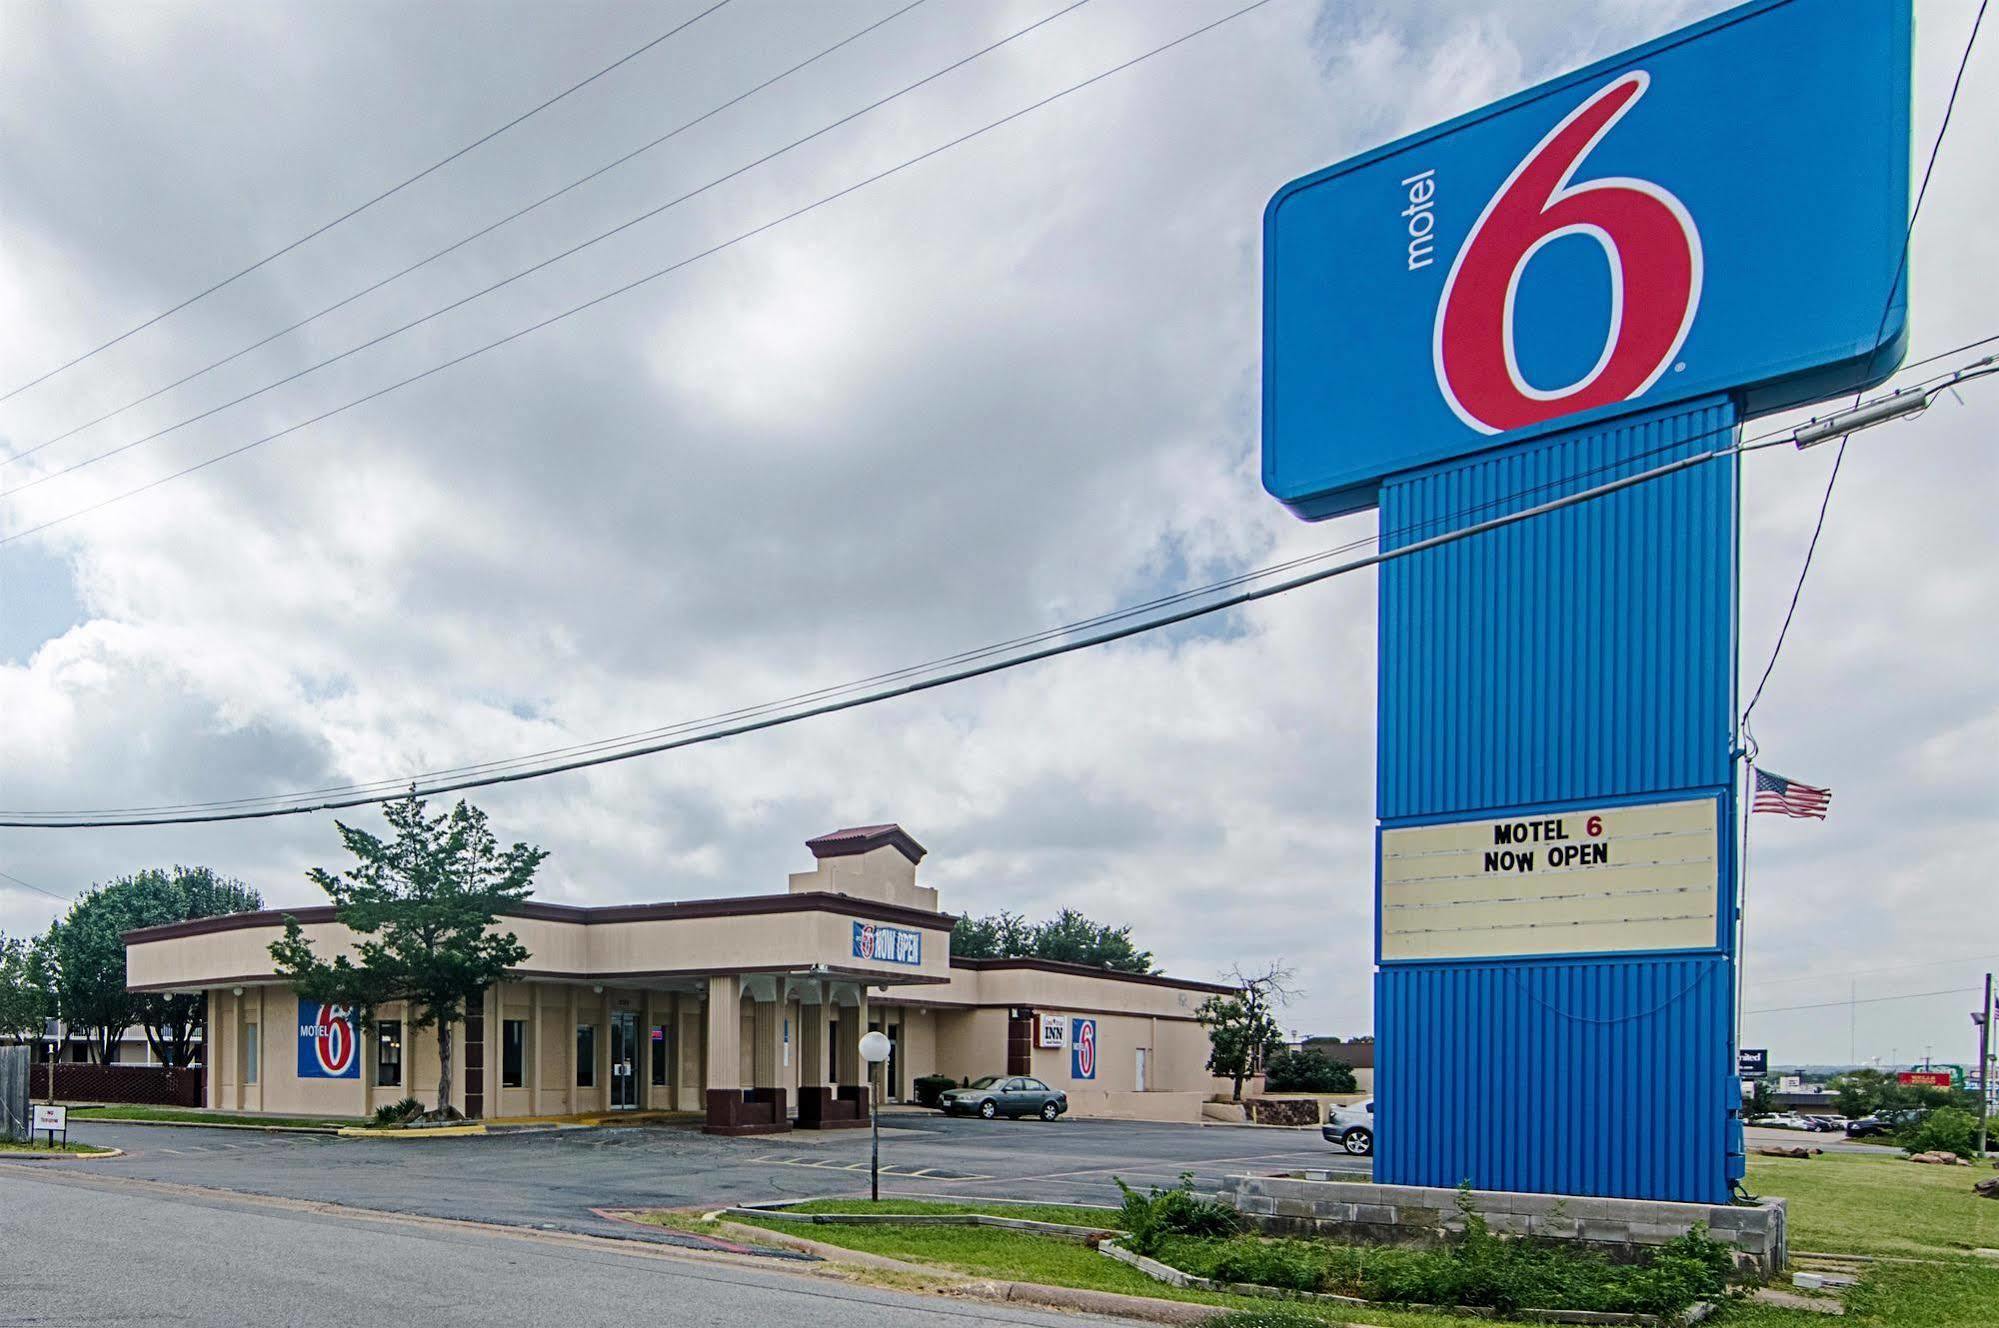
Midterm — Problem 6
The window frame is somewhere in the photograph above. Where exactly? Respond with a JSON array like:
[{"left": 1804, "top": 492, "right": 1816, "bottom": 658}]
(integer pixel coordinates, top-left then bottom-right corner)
[
  {"left": 501, "top": 1019, "right": 526, "bottom": 1089},
  {"left": 376, "top": 1019, "right": 403, "bottom": 1089}
]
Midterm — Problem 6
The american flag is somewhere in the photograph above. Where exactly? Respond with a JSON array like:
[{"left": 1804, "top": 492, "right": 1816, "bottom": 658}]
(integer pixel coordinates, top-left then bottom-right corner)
[{"left": 1752, "top": 768, "right": 1832, "bottom": 819}]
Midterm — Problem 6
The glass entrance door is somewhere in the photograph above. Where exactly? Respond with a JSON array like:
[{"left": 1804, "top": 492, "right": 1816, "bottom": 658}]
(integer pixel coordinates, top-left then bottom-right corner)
[{"left": 609, "top": 1011, "right": 638, "bottom": 1109}]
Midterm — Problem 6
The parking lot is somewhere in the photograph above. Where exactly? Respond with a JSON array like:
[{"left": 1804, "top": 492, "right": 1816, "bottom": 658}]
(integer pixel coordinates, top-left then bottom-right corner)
[{"left": 25, "top": 1112, "right": 1356, "bottom": 1244}]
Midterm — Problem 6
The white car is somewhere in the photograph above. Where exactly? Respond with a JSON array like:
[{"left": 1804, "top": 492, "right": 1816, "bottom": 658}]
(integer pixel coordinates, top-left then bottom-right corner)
[{"left": 1321, "top": 1100, "right": 1375, "bottom": 1155}]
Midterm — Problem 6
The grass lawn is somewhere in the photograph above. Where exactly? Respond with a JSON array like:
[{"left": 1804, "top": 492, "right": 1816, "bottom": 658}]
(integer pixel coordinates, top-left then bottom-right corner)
[
  {"left": 68, "top": 1105, "right": 356, "bottom": 1129},
  {"left": 653, "top": 1158, "right": 1999, "bottom": 1328},
  {"left": 717, "top": 1208, "right": 1548, "bottom": 1328},
  {"left": 1748, "top": 1153, "right": 1999, "bottom": 1260},
  {"left": 1734, "top": 1152, "right": 1999, "bottom": 1327},
  {"left": 0, "top": 1139, "right": 114, "bottom": 1154}
]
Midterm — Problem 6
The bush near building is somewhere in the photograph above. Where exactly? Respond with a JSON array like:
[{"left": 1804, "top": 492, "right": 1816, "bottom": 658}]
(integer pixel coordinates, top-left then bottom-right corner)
[
  {"left": 1260, "top": 1049, "right": 1357, "bottom": 1095},
  {"left": 1901, "top": 1105, "right": 1981, "bottom": 1159},
  {"left": 912, "top": 1074, "right": 957, "bottom": 1108}
]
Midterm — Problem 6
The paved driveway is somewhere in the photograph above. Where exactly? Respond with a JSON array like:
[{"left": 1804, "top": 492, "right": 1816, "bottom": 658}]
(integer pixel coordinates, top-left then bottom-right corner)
[
  {"left": 0, "top": 1167, "right": 1142, "bottom": 1328},
  {"left": 17, "top": 1113, "right": 1356, "bottom": 1243}
]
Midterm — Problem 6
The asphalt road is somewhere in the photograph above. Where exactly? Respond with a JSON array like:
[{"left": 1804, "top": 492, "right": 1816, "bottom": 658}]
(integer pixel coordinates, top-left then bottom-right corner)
[
  {"left": 14, "top": 1113, "right": 1353, "bottom": 1244},
  {"left": 0, "top": 1166, "right": 1140, "bottom": 1328}
]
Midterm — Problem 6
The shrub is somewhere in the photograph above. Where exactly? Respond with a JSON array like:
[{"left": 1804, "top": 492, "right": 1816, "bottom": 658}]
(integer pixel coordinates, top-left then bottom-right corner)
[
  {"left": 1902, "top": 1105, "right": 1980, "bottom": 1159},
  {"left": 371, "top": 1097, "right": 425, "bottom": 1127},
  {"left": 1207, "top": 1310, "right": 1326, "bottom": 1328},
  {"left": 1261, "top": 1049, "right": 1358, "bottom": 1095},
  {"left": 1208, "top": 1236, "right": 1328, "bottom": 1291},
  {"left": 1114, "top": 1173, "right": 1240, "bottom": 1254},
  {"left": 912, "top": 1075, "right": 957, "bottom": 1109},
  {"left": 1207, "top": 1310, "right": 1327, "bottom": 1328}
]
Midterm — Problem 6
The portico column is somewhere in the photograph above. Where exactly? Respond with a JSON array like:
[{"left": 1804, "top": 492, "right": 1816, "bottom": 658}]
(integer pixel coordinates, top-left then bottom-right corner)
[
  {"left": 702, "top": 976, "right": 741, "bottom": 1133},
  {"left": 799, "top": 995, "right": 829, "bottom": 1089}
]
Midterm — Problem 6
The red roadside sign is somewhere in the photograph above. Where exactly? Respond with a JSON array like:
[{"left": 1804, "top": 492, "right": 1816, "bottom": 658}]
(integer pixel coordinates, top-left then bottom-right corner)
[{"left": 1897, "top": 1071, "right": 1953, "bottom": 1088}]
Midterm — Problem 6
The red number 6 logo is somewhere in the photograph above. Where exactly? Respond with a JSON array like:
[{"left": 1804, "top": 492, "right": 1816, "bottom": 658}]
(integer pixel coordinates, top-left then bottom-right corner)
[{"left": 1434, "top": 72, "right": 1702, "bottom": 436}]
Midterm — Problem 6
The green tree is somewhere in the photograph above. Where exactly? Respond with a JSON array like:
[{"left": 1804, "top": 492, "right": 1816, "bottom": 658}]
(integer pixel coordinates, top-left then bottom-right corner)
[
  {"left": 44, "top": 868, "right": 262, "bottom": 1064},
  {"left": 949, "top": 907, "right": 1155, "bottom": 974},
  {"left": 1197, "top": 963, "right": 1293, "bottom": 1102},
  {"left": 1030, "top": 909, "right": 1155, "bottom": 974},
  {"left": 1745, "top": 1079, "right": 1775, "bottom": 1117},
  {"left": 950, "top": 910, "right": 1034, "bottom": 960},
  {"left": 0, "top": 933, "right": 54, "bottom": 1044},
  {"left": 1829, "top": 1067, "right": 1975, "bottom": 1119},
  {"left": 270, "top": 795, "right": 545, "bottom": 1117}
]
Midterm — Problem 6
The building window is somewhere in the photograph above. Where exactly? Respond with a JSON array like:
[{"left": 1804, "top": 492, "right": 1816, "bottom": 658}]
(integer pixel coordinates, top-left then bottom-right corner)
[
  {"left": 242, "top": 1024, "right": 259, "bottom": 1085},
  {"left": 376, "top": 1020, "right": 403, "bottom": 1088},
  {"left": 576, "top": 1024, "right": 596, "bottom": 1088},
  {"left": 502, "top": 1020, "right": 526, "bottom": 1089},
  {"left": 649, "top": 1025, "right": 668, "bottom": 1087}
]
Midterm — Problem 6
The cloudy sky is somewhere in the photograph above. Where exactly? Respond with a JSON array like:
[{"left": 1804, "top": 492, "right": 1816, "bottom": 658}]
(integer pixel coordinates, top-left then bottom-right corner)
[{"left": 2, "top": 0, "right": 1992, "bottom": 1068}]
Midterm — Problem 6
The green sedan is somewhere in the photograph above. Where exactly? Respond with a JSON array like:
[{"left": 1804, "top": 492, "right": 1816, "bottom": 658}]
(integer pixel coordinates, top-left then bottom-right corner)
[{"left": 938, "top": 1075, "right": 1068, "bottom": 1121}]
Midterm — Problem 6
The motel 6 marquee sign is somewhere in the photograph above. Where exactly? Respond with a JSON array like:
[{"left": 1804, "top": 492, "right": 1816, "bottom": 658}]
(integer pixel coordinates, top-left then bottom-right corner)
[
  {"left": 1259, "top": 0, "right": 1910, "bottom": 1203},
  {"left": 1262, "top": 0, "right": 1911, "bottom": 519}
]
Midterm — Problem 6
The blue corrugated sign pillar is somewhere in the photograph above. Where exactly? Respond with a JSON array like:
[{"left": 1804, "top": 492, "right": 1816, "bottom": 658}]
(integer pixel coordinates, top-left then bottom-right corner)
[{"left": 1373, "top": 399, "right": 1740, "bottom": 1203}]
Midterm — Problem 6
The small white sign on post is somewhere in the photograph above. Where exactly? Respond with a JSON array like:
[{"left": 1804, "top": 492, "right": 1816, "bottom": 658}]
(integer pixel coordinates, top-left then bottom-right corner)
[{"left": 32, "top": 1103, "right": 67, "bottom": 1146}]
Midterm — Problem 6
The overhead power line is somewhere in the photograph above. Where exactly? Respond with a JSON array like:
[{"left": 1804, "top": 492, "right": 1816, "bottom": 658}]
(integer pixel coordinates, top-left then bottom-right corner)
[
  {"left": 0, "top": 0, "right": 1275, "bottom": 545},
  {"left": 0, "top": 868, "right": 71, "bottom": 904},
  {"left": 1739, "top": 0, "right": 1987, "bottom": 739},
  {"left": 1744, "top": 988, "right": 1978, "bottom": 1017},
  {"left": 12, "top": 350, "right": 1990, "bottom": 826},
  {"left": 1745, "top": 952, "right": 1999, "bottom": 990},
  {"left": 3, "top": 361, "right": 1988, "bottom": 832},
  {"left": 0, "top": 0, "right": 1092, "bottom": 500},
  {"left": 3, "top": 0, "right": 938, "bottom": 472},
  {"left": 0, "top": 0, "right": 737, "bottom": 406}
]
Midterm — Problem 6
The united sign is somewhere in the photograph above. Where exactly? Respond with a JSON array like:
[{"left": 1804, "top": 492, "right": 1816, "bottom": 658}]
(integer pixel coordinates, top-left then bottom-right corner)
[
  {"left": 1262, "top": 0, "right": 1911, "bottom": 519},
  {"left": 296, "top": 999, "right": 359, "bottom": 1079}
]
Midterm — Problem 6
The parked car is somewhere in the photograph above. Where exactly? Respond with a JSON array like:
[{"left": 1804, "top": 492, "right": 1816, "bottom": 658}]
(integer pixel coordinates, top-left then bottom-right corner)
[
  {"left": 1802, "top": 1115, "right": 1844, "bottom": 1132},
  {"left": 1321, "top": 1100, "right": 1374, "bottom": 1155},
  {"left": 1845, "top": 1108, "right": 1924, "bottom": 1139},
  {"left": 937, "top": 1075, "right": 1068, "bottom": 1121}
]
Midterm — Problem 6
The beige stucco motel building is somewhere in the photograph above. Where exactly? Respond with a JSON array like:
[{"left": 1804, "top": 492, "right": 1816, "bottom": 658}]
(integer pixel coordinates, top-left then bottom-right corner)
[{"left": 123, "top": 824, "right": 1238, "bottom": 1133}]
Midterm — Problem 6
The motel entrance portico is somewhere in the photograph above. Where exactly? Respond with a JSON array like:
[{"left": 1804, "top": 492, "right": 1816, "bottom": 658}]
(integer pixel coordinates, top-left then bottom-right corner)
[{"left": 122, "top": 824, "right": 1237, "bottom": 1133}]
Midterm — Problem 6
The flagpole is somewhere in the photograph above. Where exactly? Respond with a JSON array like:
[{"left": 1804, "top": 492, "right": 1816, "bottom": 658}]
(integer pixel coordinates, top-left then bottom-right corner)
[{"left": 1735, "top": 756, "right": 1756, "bottom": 1071}]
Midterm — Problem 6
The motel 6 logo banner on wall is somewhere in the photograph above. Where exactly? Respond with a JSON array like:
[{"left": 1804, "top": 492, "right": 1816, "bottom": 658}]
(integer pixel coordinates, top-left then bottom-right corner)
[
  {"left": 1261, "top": 0, "right": 1911, "bottom": 520},
  {"left": 297, "top": 999, "right": 359, "bottom": 1079},
  {"left": 1070, "top": 1018, "right": 1097, "bottom": 1081}
]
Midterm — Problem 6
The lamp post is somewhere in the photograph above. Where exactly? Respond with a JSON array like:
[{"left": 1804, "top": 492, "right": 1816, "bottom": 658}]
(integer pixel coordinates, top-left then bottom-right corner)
[
  {"left": 859, "top": 1030, "right": 891, "bottom": 1203},
  {"left": 1973, "top": 973, "right": 1993, "bottom": 1159}
]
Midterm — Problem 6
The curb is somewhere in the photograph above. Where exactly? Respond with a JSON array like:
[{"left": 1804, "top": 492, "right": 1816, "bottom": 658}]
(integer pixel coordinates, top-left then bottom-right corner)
[
  {"left": 0, "top": 1146, "right": 125, "bottom": 1162},
  {"left": 337, "top": 1123, "right": 487, "bottom": 1139},
  {"left": 71, "top": 1116, "right": 345, "bottom": 1135}
]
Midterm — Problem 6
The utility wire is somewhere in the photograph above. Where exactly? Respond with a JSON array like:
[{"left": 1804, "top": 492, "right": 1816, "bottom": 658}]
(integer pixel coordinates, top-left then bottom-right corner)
[
  {"left": 0, "top": 0, "right": 737, "bottom": 406},
  {"left": 1745, "top": 988, "right": 1977, "bottom": 1017},
  {"left": 2, "top": 0, "right": 936, "bottom": 471},
  {"left": 0, "top": 0, "right": 1273, "bottom": 546},
  {"left": 0, "top": 868, "right": 71, "bottom": 904},
  {"left": 1739, "top": 0, "right": 1987, "bottom": 738},
  {"left": 7, "top": 348, "right": 1991, "bottom": 824},
  {"left": 0, "top": 0, "right": 1090, "bottom": 500},
  {"left": 4, "top": 365, "right": 1988, "bottom": 832},
  {"left": 1745, "top": 952, "right": 1999, "bottom": 989},
  {"left": 17, "top": 350, "right": 1974, "bottom": 823}
]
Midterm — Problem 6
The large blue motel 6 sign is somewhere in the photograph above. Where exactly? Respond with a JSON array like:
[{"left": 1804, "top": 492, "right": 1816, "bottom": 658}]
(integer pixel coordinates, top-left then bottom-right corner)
[{"left": 1260, "top": 0, "right": 1908, "bottom": 1203}]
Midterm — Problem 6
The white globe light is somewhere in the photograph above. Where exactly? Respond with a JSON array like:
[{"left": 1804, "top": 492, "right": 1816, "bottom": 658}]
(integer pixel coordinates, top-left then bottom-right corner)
[{"left": 859, "top": 1031, "right": 891, "bottom": 1064}]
